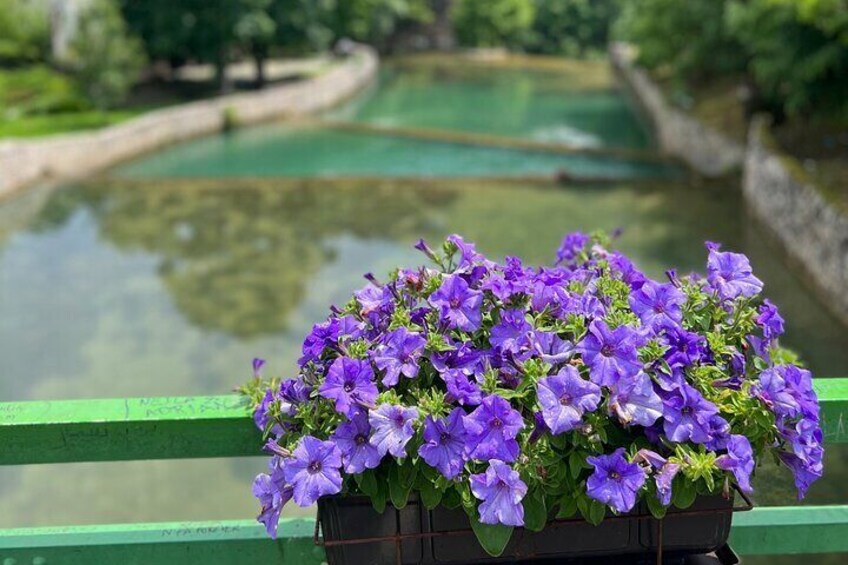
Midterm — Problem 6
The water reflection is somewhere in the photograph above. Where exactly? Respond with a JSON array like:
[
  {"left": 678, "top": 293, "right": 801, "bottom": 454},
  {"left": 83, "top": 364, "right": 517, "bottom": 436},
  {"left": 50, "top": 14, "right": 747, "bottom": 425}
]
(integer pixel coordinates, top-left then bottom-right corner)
[{"left": 0, "top": 177, "right": 846, "bottom": 527}]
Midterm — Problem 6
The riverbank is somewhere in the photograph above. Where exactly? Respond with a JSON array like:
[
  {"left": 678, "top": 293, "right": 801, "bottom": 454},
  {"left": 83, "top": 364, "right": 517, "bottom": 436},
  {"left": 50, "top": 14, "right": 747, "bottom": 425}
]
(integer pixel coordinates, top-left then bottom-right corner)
[
  {"left": 611, "top": 42, "right": 848, "bottom": 328},
  {"left": 0, "top": 44, "right": 378, "bottom": 198}
]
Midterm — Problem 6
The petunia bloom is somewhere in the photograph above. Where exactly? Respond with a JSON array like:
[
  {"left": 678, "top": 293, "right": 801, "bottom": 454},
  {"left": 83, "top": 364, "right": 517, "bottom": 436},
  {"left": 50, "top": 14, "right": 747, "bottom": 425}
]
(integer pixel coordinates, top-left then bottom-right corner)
[
  {"left": 608, "top": 372, "right": 663, "bottom": 427},
  {"left": 464, "top": 395, "right": 524, "bottom": 463},
  {"left": 419, "top": 408, "right": 467, "bottom": 479},
  {"left": 470, "top": 460, "right": 528, "bottom": 526},
  {"left": 429, "top": 274, "right": 483, "bottom": 331},
  {"left": 490, "top": 309, "right": 532, "bottom": 353},
  {"left": 318, "top": 357, "right": 378, "bottom": 417},
  {"left": 252, "top": 464, "right": 292, "bottom": 538},
  {"left": 705, "top": 242, "right": 763, "bottom": 300},
  {"left": 373, "top": 328, "right": 427, "bottom": 387},
  {"left": 536, "top": 366, "right": 601, "bottom": 434},
  {"left": 756, "top": 299, "right": 784, "bottom": 343},
  {"left": 332, "top": 411, "right": 382, "bottom": 474},
  {"left": 661, "top": 383, "right": 719, "bottom": 444},
  {"left": 715, "top": 435, "right": 755, "bottom": 493},
  {"left": 368, "top": 404, "right": 419, "bottom": 459},
  {"left": 282, "top": 436, "right": 343, "bottom": 507},
  {"left": 577, "top": 319, "right": 643, "bottom": 386},
  {"left": 586, "top": 448, "right": 647, "bottom": 513},
  {"left": 629, "top": 280, "right": 685, "bottom": 331}
]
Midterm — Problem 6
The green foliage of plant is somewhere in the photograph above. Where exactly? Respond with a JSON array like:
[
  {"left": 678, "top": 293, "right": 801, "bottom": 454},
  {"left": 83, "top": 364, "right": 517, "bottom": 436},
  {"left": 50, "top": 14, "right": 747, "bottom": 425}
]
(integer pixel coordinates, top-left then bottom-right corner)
[
  {"left": 614, "top": 0, "right": 745, "bottom": 82},
  {"left": 452, "top": 0, "right": 535, "bottom": 48},
  {"left": 333, "top": 0, "right": 434, "bottom": 50},
  {"left": 69, "top": 0, "right": 146, "bottom": 110},
  {"left": 0, "top": 0, "right": 50, "bottom": 65},
  {"left": 726, "top": 0, "right": 848, "bottom": 119},
  {"left": 526, "top": 0, "right": 618, "bottom": 57},
  {"left": 0, "top": 66, "right": 88, "bottom": 119}
]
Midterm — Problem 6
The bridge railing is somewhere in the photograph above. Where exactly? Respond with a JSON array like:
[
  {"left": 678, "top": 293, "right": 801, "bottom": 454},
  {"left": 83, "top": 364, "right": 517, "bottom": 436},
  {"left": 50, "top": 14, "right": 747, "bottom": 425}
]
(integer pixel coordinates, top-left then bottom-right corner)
[{"left": 1, "top": 378, "right": 847, "bottom": 563}]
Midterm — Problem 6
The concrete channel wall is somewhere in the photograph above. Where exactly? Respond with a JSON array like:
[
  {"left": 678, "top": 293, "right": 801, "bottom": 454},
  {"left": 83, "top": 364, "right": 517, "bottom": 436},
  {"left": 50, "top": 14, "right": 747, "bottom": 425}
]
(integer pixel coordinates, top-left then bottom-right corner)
[
  {"left": 744, "top": 117, "right": 848, "bottom": 326},
  {"left": 0, "top": 45, "right": 378, "bottom": 198},
  {"left": 612, "top": 43, "right": 848, "bottom": 327},
  {"left": 609, "top": 43, "right": 744, "bottom": 178}
]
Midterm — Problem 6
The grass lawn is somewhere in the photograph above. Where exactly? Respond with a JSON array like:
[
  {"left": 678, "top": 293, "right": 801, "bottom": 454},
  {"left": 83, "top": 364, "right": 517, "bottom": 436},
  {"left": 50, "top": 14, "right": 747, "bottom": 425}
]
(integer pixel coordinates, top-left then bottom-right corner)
[{"left": 0, "top": 109, "right": 151, "bottom": 138}]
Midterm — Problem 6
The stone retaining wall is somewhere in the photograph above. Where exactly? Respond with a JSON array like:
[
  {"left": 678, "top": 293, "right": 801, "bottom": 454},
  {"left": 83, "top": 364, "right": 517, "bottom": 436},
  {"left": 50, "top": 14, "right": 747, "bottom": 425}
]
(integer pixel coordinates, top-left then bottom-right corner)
[
  {"left": 744, "top": 116, "right": 848, "bottom": 326},
  {"left": 609, "top": 43, "right": 744, "bottom": 177},
  {"left": 0, "top": 45, "right": 378, "bottom": 197}
]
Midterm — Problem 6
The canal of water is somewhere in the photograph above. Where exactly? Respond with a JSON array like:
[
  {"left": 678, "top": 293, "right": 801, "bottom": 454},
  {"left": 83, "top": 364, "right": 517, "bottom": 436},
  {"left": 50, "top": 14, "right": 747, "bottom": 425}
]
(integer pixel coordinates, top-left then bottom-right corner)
[{"left": 0, "top": 57, "right": 845, "bottom": 563}]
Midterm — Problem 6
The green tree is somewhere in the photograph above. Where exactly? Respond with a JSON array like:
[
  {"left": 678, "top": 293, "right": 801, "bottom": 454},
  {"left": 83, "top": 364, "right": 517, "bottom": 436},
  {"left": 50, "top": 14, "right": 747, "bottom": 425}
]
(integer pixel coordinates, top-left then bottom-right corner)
[
  {"left": 69, "top": 0, "right": 146, "bottom": 109},
  {"left": 270, "top": 0, "right": 336, "bottom": 53},
  {"left": 0, "top": 0, "right": 50, "bottom": 65},
  {"left": 526, "top": 0, "right": 618, "bottom": 57},
  {"left": 332, "top": 0, "right": 434, "bottom": 51},
  {"left": 726, "top": 0, "right": 848, "bottom": 119},
  {"left": 235, "top": 0, "right": 277, "bottom": 87},
  {"left": 452, "top": 0, "right": 535, "bottom": 48},
  {"left": 614, "top": 0, "right": 745, "bottom": 82}
]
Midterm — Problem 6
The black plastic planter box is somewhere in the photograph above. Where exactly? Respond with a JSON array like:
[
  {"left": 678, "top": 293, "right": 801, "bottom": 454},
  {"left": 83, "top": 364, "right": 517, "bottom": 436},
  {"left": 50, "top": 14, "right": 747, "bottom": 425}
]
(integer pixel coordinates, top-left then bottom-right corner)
[{"left": 317, "top": 493, "right": 734, "bottom": 565}]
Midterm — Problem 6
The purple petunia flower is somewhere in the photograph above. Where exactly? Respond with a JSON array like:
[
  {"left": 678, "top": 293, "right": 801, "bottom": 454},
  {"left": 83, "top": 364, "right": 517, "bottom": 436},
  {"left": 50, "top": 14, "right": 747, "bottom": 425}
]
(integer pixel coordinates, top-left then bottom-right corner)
[
  {"left": 373, "top": 328, "right": 427, "bottom": 387},
  {"left": 779, "top": 448, "right": 824, "bottom": 500},
  {"left": 490, "top": 309, "right": 532, "bottom": 353},
  {"left": 464, "top": 395, "right": 524, "bottom": 463},
  {"left": 531, "top": 330, "right": 573, "bottom": 365},
  {"left": 536, "top": 366, "right": 601, "bottom": 434},
  {"left": 629, "top": 280, "right": 685, "bottom": 331},
  {"left": 586, "top": 448, "right": 647, "bottom": 513},
  {"left": 662, "top": 327, "right": 708, "bottom": 369},
  {"left": 608, "top": 372, "right": 663, "bottom": 427},
  {"left": 254, "top": 388, "right": 283, "bottom": 436},
  {"left": 252, "top": 463, "right": 292, "bottom": 538},
  {"left": 419, "top": 408, "right": 467, "bottom": 479},
  {"left": 319, "top": 357, "right": 378, "bottom": 417},
  {"left": 555, "top": 232, "right": 589, "bottom": 266},
  {"left": 754, "top": 365, "right": 818, "bottom": 421},
  {"left": 470, "top": 460, "right": 528, "bottom": 526},
  {"left": 429, "top": 274, "right": 483, "bottom": 332},
  {"left": 252, "top": 358, "right": 266, "bottom": 378},
  {"left": 716, "top": 435, "right": 755, "bottom": 493},
  {"left": 283, "top": 436, "right": 343, "bottom": 506},
  {"left": 705, "top": 242, "right": 763, "bottom": 301},
  {"left": 368, "top": 404, "right": 419, "bottom": 459},
  {"left": 661, "top": 383, "right": 720, "bottom": 444},
  {"left": 442, "top": 369, "right": 483, "bottom": 406},
  {"left": 332, "top": 411, "right": 382, "bottom": 474},
  {"left": 577, "top": 319, "right": 643, "bottom": 386},
  {"left": 777, "top": 417, "right": 824, "bottom": 499},
  {"left": 757, "top": 299, "right": 784, "bottom": 343},
  {"left": 633, "top": 449, "right": 679, "bottom": 506}
]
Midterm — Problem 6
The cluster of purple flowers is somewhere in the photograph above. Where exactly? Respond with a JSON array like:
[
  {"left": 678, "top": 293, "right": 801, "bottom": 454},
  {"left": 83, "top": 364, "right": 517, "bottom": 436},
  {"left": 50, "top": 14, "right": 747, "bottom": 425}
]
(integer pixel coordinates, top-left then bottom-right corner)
[{"left": 248, "top": 233, "right": 822, "bottom": 541}]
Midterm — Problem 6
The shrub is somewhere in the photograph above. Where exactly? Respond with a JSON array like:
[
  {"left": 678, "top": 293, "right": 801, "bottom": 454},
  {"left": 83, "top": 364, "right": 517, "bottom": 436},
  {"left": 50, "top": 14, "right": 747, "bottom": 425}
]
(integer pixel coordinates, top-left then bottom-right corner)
[
  {"left": 244, "top": 233, "right": 823, "bottom": 554},
  {"left": 526, "top": 0, "right": 618, "bottom": 57},
  {"left": 0, "top": 0, "right": 50, "bottom": 65},
  {"left": 69, "top": 0, "right": 146, "bottom": 109},
  {"left": 452, "top": 0, "right": 535, "bottom": 49}
]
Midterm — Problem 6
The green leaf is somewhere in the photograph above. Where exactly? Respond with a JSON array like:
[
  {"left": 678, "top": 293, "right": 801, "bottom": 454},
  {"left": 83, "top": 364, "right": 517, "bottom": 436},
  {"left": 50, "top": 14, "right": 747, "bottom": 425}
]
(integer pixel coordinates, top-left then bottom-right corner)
[
  {"left": 389, "top": 465, "right": 412, "bottom": 509},
  {"left": 355, "top": 470, "right": 378, "bottom": 498},
  {"left": 523, "top": 489, "right": 548, "bottom": 532},
  {"left": 569, "top": 451, "right": 586, "bottom": 479},
  {"left": 585, "top": 500, "right": 606, "bottom": 526},
  {"left": 469, "top": 516, "right": 513, "bottom": 557},
  {"left": 646, "top": 492, "right": 668, "bottom": 519},
  {"left": 420, "top": 480, "right": 443, "bottom": 510},
  {"left": 556, "top": 494, "right": 578, "bottom": 518},
  {"left": 371, "top": 482, "right": 387, "bottom": 514},
  {"left": 441, "top": 488, "right": 462, "bottom": 510},
  {"left": 672, "top": 478, "right": 697, "bottom": 509}
]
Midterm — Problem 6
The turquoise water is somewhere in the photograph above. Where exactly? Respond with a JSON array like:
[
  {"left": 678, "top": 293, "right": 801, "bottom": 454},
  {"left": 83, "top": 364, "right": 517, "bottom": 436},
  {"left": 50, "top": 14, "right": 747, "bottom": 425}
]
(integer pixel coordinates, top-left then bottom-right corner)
[{"left": 0, "top": 58, "right": 845, "bottom": 563}]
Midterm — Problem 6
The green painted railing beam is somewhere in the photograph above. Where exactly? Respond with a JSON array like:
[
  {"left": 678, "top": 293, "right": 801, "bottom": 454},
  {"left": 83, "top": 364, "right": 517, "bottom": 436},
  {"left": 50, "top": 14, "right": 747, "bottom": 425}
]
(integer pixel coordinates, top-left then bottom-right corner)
[
  {"left": 730, "top": 504, "right": 848, "bottom": 555},
  {"left": 0, "top": 518, "right": 323, "bottom": 565},
  {"left": 1, "top": 378, "right": 846, "bottom": 465},
  {"left": 0, "top": 396, "right": 261, "bottom": 465},
  {"left": 2, "top": 506, "right": 848, "bottom": 563}
]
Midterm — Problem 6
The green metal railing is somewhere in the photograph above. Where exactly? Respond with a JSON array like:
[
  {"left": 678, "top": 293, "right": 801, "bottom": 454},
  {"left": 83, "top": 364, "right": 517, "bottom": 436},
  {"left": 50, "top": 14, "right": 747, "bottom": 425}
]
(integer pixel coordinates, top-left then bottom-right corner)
[{"left": 1, "top": 379, "right": 847, "bottom": 563}]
